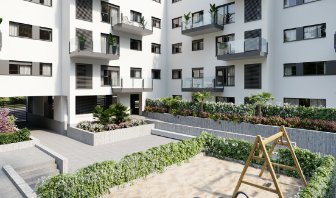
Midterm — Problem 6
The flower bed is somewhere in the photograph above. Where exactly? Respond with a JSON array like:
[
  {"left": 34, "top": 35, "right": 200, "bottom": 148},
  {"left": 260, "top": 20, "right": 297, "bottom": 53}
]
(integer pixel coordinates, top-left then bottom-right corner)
[
  {"left": 76, "top": 119, "right": 147, "bottom": 133},
  {"left": 145, "top": 99, "right": 336, "bottom": 133},
  {"left": 36, "top": 133, "right": 336, "bottom": 198}
]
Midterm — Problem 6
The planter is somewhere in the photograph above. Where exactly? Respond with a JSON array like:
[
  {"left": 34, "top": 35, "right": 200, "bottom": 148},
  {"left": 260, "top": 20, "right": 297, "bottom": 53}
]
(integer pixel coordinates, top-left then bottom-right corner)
[
  {"left": 144, "top": 112, "right": 336, "bottom": 157},
  {"left": 67, "top": 124, "right": 154, "bottom": 146},
  {"left": 0, "top": 137, "right": 38, "bottom": 153},
  {"left": 79, "top": 41, "right": 85, "bottom": 50}
]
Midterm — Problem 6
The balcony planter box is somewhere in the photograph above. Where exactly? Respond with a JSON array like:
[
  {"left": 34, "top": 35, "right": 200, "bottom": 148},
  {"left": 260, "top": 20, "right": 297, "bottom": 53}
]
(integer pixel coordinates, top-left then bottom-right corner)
[
  {"left": 144, "top": 112, "right": 336, "bottom": 157},
  {"left": 67, "top": 124, "right": 154, "bottom": 146},
  {"left": 0, "top": 137, "right": 38, "bottom": 153}
]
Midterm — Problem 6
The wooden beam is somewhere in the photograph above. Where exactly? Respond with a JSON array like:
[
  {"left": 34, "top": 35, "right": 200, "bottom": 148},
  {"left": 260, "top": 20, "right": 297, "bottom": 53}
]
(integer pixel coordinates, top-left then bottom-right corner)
[
  {"left": 259, "top": 137, "right": 278, "bottom": 177},
  {"left": 262, "top": 132, "right": 283, "bottom": 145},
  {"left": 241, "top": 180, "right": 278, "bottom": 193}
]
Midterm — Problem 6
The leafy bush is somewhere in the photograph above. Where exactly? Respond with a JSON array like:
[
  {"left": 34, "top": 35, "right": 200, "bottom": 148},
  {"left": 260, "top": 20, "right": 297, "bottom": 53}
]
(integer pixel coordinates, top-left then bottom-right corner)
[
  {"left": 93, "top": 106, "right": 113, "bottom": 125},
  {"left": 110, "top": 103, "right": 129, "bottom": 124},
  {"left": 0, "top": 128, "right": 30, "bottom": 145},
  {"left": 93, "top": 103, "right": 129, "bottom": 125},
  {"left": 0, "top": 108, "right": 17, "bottom": 133},
  {"left": 37, "top": 137, "right": 204, "bottom": 197}
]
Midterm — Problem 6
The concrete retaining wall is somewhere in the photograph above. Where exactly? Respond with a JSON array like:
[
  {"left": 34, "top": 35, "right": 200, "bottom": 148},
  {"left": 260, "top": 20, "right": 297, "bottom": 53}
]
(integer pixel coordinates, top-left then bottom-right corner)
[
  {"left": 27, "top": 113, "right": 67, "bottom": 135},
  {"left": 144, "top": 112, "right": 336, "bottom": 157},
  {"left": 67, "top": 124, "right": 154, "bottom": 146},
  {"left": 0, "top": 137, "right": 39, "bottom": 153}
]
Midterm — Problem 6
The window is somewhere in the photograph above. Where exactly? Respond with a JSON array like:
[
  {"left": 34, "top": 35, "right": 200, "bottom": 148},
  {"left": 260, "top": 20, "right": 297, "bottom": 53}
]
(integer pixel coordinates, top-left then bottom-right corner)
[
  {"left": 192, "top": 11, "right": 204, "bottom": 27},
  {"left": 216, "top": 66, "right": 235, "bottom": 86},
  {"left": 101, "top": 66, "right": 120, "bottom": 86},
  {"left": 216, "top": 97, "right": 235, "bottom": 104},
  {"left": 192, "top": 39, "right": 204, "bottom": 51},
  {"left": 40, "top": 63, "right": 52, "bottom": 76},
  {"left": 303, "top": 62, "right": 325, "bottom": 75},
  {"left": 76, "top": 0, "right": 93, "bottom": 22},
  {"left": 101, "top": 2, "right": 119, "bottom": 25},
  {"left": 218, "top": 3, "right": 235, "bottom": 24},
  {"left": 216, "top": 34, "right": 235, "bottom": 55},
  {"left": 151, "top": 43, "right": 161, "bottom": 54},
  {"left": 192, "top": 68, "right": 204, "bottom": 78},
  {"left": 172, "top": 0, "right": 182, "bottom": 3},
  {"left": 152, "top": 69, "right": 161, "bottom": 79},
  {"left": 172, "top": 43, "right": 182, "bottom": 54},
  {"left": 284, "top": 64, "right": 297, "bottom": 76},
  {"left": 130, "top": 39, "right": 142, "bottom": 51},
  {"left": 244, "top": 64, "right": 261, "bottom": 89},
  {"left": 131, "top": 68, "right": 142, "bottom": 78},
  {"left": 284, "top": 98, "right": 326, "bottom": 108},
  {"left": 172, "top": 17, "right": 182, "bottom": 28},
  {"left": 303, "top": 24, "right": 326, "bottom": 40},
  {"left": 172, "top": 69, "right": 182, "bottom": 79},
  {"left": 9, "top": 22, "right": 32, "bottom": 38},
  {"left": 26, "top": 0, "right": 52, "bottom": 6},
  {"left": 172, "top": 95, "right": 182, "bottom": 99},
  {"left": 76, "top": 64, "right": 92, "bottom": 89},
  {"left": 9, "top": 61, "right": 32, "bottom": 75},
  {"left": 101, "top": 34, "right": 119, "bottom": 54},
  {"left": 284, "top": 0, "right": 319, "bottom": 8},
  {"left": 152, "top": 17, "right": 161, "bottom": 28},
  {"left": 245, "top": 0, "right": 261, "bottom": 22},
  {"left": 284, "top": 29, "right": 296, "bottom": 42},
  {"left": 130, "top": 10, "right": 142, "bottom": 23},
  {"left": 40, "top": 27, "right": 52, "bottom": 41}
]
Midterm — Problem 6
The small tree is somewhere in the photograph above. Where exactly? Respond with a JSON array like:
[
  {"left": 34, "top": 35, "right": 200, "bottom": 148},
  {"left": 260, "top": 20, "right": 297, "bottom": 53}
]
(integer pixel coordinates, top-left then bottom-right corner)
[
  {"left": 139, "top": 16, "right": 147, "bottom": 29},
  {"left": 245, "top": 92, "right": 274, "bottom": 117},
  {"left": 160, "top": 96, "right": 181, "bottom": 113},
  {"left": 192, "top": 92, "right": 212, "bottom": 114},
  {"left": 111, "top": 103, "right": 129, "bottom": 124},
  {"left": 183, "top": 12, "right": 191, "bottom": 29},
  {"left": 93, "top": 106, "right": 113, "bottom": 125},
  {"left": 209, "top": 4, "right": 218, "bottom": 23}
]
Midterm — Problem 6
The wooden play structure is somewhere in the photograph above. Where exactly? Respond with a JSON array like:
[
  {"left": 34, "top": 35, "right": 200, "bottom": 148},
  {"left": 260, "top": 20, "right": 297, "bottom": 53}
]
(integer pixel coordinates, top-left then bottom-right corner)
[{"left": 233, "top": 126, "right": 308, "bottom": 198}]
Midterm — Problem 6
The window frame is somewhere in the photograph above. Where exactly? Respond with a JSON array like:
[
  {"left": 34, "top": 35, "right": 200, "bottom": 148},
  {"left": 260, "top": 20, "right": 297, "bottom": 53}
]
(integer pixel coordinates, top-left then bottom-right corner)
[
  {"left": 130, "top": 67, "right": 142, "bottom": 79},
  {"left": 172, "top": 69, "right": 182, "bottom": 79}
]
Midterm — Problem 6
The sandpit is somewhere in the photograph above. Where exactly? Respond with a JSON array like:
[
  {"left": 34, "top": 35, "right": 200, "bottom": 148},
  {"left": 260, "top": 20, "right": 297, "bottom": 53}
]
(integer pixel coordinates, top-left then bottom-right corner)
[{"left": 104, "top": 155, "right": 303, "bottom": 198}]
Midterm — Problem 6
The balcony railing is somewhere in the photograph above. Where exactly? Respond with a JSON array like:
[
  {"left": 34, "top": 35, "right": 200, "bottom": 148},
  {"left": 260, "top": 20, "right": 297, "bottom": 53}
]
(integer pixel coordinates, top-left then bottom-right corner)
[
  {"left": 111, "top": 78, "right": 153, "bottom": 93},
  {"left": 69, "top": 38, "right": 119, "bottom": 60},
  {"left": 181, "top": 77, "right": 224, "bottom": 92},
  {"left": 112, "top": 13, "right": 153, "bottom": 36},
  {"left": 217, "top": 37, "right": 268, "bottom": 61},
  {"left": 181, "top": 13, "right": 224, "bottom": 36}
]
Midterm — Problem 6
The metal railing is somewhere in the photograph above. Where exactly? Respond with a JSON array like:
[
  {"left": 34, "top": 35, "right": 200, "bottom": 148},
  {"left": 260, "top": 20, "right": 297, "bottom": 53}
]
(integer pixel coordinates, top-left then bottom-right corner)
[
  {"left": 182, "top": 13, "right": 224, "bottom": 31},
  {"left": 69, "top": 38, "right": 120, "bottom": 55},
  {"left": 181, "top": 77, "right": 224, "bottom": 89},
  {"left": 112, "top": 78, "right": 153, "bottom": 90},
  {"left": 112, "top": 13, "right": 153, "bottom": 30},
  {"left": 217, "top": 37, "right": 268, "bottom": 56}
]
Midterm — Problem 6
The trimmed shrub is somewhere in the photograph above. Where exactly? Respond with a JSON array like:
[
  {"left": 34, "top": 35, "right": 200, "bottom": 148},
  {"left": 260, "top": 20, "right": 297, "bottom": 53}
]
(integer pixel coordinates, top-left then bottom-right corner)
[
  {"left": 77, "top": 119, "right": 147, "bottom": 133},
  {"left": 0, "top": 108, "right": 17, "bottom": 133},
  {"left": 0, "top": 128, "right": 30, "bottom": 145}
]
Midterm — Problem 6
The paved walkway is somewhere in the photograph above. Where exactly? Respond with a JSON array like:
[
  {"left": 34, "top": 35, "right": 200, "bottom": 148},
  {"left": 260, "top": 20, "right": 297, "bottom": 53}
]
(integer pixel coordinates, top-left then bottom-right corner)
[{"left": 31, "top": 130, "right": 176, "bottom": 172}]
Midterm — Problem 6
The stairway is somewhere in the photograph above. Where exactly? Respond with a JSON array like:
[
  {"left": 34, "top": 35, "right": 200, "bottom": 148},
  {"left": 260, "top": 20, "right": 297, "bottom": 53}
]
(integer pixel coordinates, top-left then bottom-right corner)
[
  {"left": 0, "top": 171, "right": 23, "bottom": 198},
  {"left": 16, "top": 160, "right": 59, "bottom": 190}
]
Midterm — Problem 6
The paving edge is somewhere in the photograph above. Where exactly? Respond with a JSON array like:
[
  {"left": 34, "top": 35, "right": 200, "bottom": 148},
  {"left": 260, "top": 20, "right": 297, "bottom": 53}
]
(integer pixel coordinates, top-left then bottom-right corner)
[
  {"left": 34, "top": 142, "right": 69, "bottom": 174},
  {"left": 0, "top": 136, "right": 40, "bottom": 153},
  {"left": 3, "top": 165, "right": 37, "bottom": 198}
]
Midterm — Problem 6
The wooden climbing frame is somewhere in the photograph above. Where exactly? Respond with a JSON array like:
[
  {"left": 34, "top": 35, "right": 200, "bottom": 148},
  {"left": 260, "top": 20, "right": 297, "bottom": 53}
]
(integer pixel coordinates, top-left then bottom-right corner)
[{"left": 232, "top": 126, "right": 307, "bottom": 198}]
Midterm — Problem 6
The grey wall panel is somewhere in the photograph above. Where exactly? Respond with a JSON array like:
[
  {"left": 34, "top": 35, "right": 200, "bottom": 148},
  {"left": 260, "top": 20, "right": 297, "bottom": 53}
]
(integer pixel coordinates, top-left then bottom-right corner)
[
  {"left": 296, "top": 27, "right": 304, "bottom": 41},
  {"left": 296, "top": 63, "right": 304, "bottom": 76},
  {"left": 32, "top": 62, "right": 40, "bottom": 76},
  {"left": 76, "top": 28, "right": 93, "bottom": 51},
  {"left": 32, "top": 26, "right": 40, "bottom": 40},
  {"left": 0, "top": 60, "right": 9, "bottom": 75},
  {"left": 326, "top": 61, "right": 336, "bottom": 75}
]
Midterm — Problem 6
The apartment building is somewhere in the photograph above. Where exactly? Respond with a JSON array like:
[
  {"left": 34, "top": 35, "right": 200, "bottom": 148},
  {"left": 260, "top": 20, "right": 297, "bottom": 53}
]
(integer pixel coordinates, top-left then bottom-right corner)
[{"left": 0, "top": 0, "right": 335, "bottom": 132}]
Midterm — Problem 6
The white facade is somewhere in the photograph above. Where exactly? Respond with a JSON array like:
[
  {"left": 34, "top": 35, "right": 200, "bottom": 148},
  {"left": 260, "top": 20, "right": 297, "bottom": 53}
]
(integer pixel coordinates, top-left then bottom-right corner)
[{"left": 0, "top": 0, "right": 335, "bottom": 128}]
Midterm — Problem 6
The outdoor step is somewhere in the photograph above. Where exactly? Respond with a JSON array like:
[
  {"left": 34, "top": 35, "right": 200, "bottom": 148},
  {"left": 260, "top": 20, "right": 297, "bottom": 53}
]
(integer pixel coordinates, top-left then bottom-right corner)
[
  {"left": 151, "top": 129, "right": 194, "bottom": 140},
  {"left": 26, "top": 169, "right": 59, "bottom": 190},
  {"left": 20, "top": 166, "right": 59, "bottom": 180},
  {"left": 15, "top": 160, "right": 56, "bottom": 174}
]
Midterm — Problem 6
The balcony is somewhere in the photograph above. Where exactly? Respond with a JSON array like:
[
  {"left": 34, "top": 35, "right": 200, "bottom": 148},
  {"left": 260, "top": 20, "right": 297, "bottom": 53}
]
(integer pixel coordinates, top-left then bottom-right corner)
[
  {"left": 181, "top": 77, "right": 224, "bottom": 92},
  {"left": 217, "top": 37, "right": 268, "bottom": 61},
  {"left": 111, "top": 78, "right": 153, "bottom": 93},
  {"left": 69, "top": 38, "right": 119, "bottom": 60},
  {"left": 181, "top": 13, "right": 224, "bottom": 37},
  {"left": 112, "top": 13, "right": 153, "bottom": 36}
]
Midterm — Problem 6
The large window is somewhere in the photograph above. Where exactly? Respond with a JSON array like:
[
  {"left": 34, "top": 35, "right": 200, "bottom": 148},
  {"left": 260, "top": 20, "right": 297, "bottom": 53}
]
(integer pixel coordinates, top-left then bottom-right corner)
[
  {"left": 284, "top": 64, "right": 297, "bottom": 76},
  {"left": 130, "top": 10, "right": 142, "bottom": 23},
  {"left": 130, "top": 39, "right": 142, "bottom": 51},
  {"left": 40, "top": 27, "right": 52, "bottom": 41},
  {"left": 9, "top": 22, "right": 32, "bottom": 38},
  {"left": 245, "top": 0, "right": 261, "bottom": 22},
  {"left": 284, "top": 98, "right": 326, "bottom": 108},
  {"left": 101, "top": 2, "right": 119, "bottom": 25},
  {"left": 172, "top": 17, "right": 182, "bottom": 29},
  {"left": 284, "top": 29, "right": 296, "bottom": 42},
  {"left": 284, "top": 0, "right": 319, "bottom": 8},
  {"left": 216, "top": 34, "right": 235, "bottom": 55},
  {"left": 9, "top": 61, "right": 32, "bottom": 75},
  {"left": 216, "top": 66, "right": 235, "bottom": 86},
  {"left": 76, "top": 0, "right": 93, "bottom": 22},
  {"left": 244, "top": 64, "right": 261, "bottom": 89},
  {"left": 303, "top": 24, "right": 326, "bottom": 40},
  {"left": 172, "top": 43, "right": 182, "bottom": 54},
  {"left": 76, "top": 64, "right": 92, "bottom": 89},
  {"left": 284, "top": 61, "right": 336, "bottom": 76},
  {"left": 130, "top": 68, "right": 142, "bottom": 79},
  {"left": 101, "top": 66, "right": 119, "bottom": 86},
  {"left": 26, "top": 0, "right": 52, "bottom": 6},
  {"left": 172, "top": 69, "right": 182, "bottom": 79},
  {"left": 152, "top": 69, "right": 161, "bottom": 79},
  {"left": 192, "top": 68, "right": 204, "bottom": 78},
  {"left": 192, "top": 11, "right": 204, "bottom": 27},
  {"left": 40, "top": 63, "right": 52, "bottom": 76},
  {"left": 218, "top": 3, "right": 235, "bottom": 24},
  {"left": 192, "top": 39, "right": 204, "bottom": 51},
  {"left": 303, "top": 62, "right": 325, "bottom": 75}
]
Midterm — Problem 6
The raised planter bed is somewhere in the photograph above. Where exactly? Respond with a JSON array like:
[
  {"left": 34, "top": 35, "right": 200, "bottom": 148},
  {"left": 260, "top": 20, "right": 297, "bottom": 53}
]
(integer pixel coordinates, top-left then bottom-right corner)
[
  {"left": 67, "top": 124, "right": 155, "bottom": 146},
  {"left": 144, "top": 112, "right": 336, "bottom": 157},
  {"left": 0, "top": 137, "right": 39, "bottom": 153}
]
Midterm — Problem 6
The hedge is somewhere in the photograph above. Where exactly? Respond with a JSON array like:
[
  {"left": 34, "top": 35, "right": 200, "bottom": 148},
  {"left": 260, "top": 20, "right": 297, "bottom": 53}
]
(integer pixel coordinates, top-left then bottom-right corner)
[
  {"left": 146, "top": 98, "right": 336, "bottom": 121},
  {"left": 0, "top": 128, "right": 30, "bottom": 145},
  {"left": 37, "top": 133, "right": 336, "bottom": 198}
]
